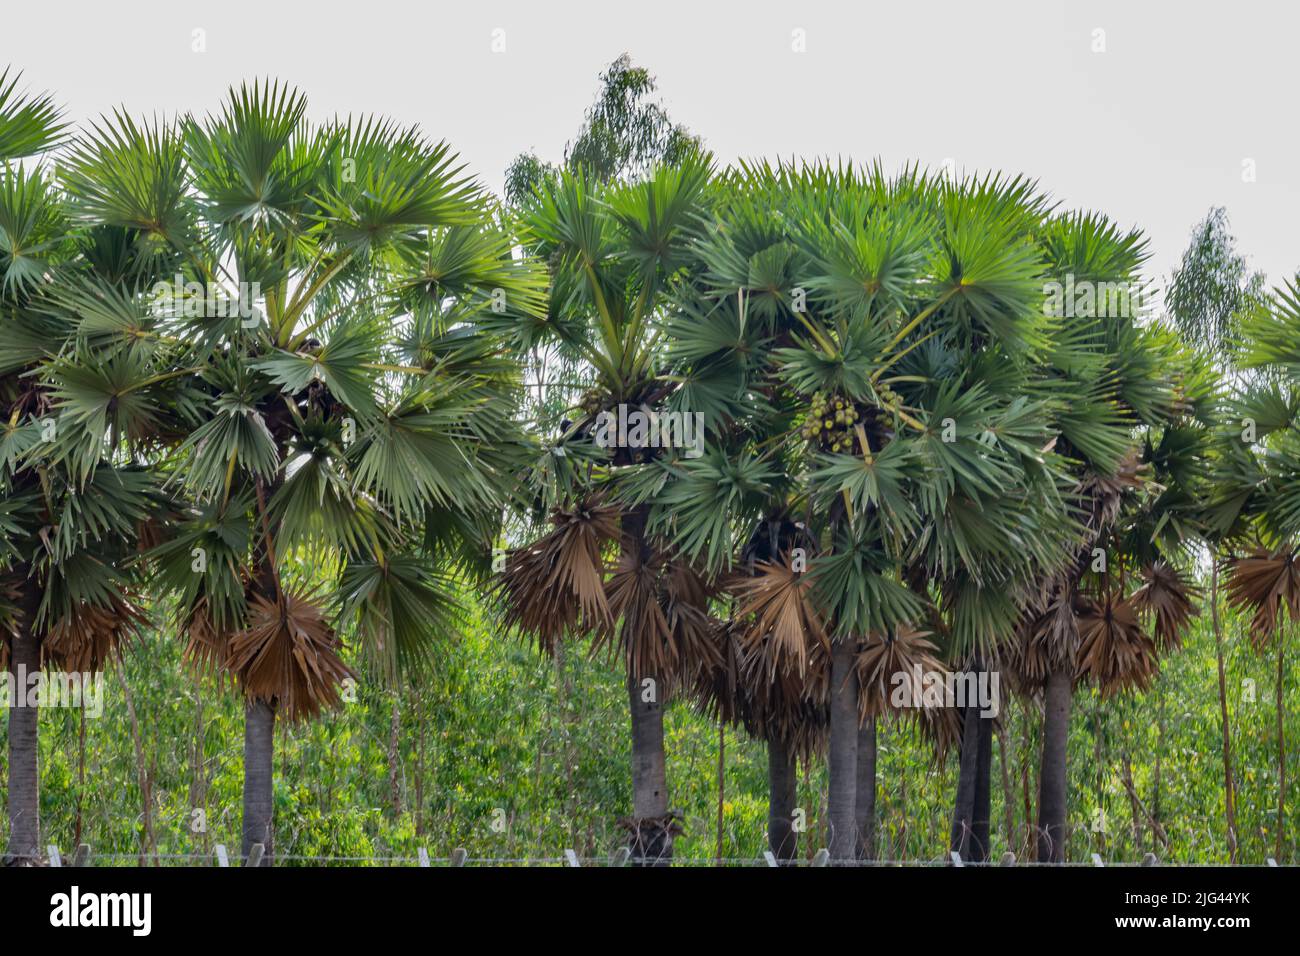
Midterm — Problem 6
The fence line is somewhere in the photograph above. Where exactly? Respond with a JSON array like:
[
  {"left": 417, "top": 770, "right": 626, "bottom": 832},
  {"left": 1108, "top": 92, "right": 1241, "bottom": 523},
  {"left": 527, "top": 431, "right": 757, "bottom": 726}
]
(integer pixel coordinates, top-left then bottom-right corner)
[{"left": 29, "top": 842, "right": 1290, "bottom": 868}]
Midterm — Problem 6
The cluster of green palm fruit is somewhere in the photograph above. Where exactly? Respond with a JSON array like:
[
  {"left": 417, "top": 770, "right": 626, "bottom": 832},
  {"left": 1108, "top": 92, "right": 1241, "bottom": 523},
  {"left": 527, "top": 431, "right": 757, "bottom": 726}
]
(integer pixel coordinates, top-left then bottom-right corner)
[{"left": 800, "top": 391, "right": 863, "bottom": 453}]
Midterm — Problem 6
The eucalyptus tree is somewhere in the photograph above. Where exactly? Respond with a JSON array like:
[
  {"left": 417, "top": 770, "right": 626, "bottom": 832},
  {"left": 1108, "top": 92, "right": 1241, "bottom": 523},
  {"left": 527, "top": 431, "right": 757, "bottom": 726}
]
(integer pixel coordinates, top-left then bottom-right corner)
[
  {"left": 54, "top": 81, "right": 545, "bottom": 863},
  {"left": 504, "top": 54, "right": 700, "bottom": 204},
  {"left": 497, "top": 156, "right": 716, "bottom": 863},
  {"left": 1207, "top": 281, "right": 1300, "bottom": 861},
  {"left": 1, "top": 69, "right": 175, "bottom": 862},
  {"left": 1167, "top": 208, "right": 1270, "bottom": 860}
]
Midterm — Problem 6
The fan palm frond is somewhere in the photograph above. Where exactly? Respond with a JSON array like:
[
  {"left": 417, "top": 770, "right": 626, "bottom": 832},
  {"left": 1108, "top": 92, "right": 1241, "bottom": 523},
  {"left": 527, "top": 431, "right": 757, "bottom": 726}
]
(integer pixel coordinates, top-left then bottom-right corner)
[
  {"left": 1075, "top": 593, "right": 1158, "bottom": 696},
  {"left": 1224, "top": 547, "right": 1300, "bottom": 649}
]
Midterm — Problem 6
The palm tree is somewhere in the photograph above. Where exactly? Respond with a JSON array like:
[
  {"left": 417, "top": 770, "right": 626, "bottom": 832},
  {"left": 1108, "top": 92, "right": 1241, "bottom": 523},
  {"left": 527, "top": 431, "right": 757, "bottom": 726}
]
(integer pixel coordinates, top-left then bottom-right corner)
[
  {"left": 1211, "top": 281, "right": 1300, "bottom": 861},
  {"left": 497, "top": 157, "right": 714, "bottom": 863},
  {"left": 1, "top": 68, "right": 173, "bottom": 863},
  {"left": 1012, "top": 212, "right": 1211, "bottom": 862},
  {"left": 54, "top": 81, "right": 545, "bottom": 863},
  {"left": 655, "top": 162, "right": 1083, "bottom": 862}
]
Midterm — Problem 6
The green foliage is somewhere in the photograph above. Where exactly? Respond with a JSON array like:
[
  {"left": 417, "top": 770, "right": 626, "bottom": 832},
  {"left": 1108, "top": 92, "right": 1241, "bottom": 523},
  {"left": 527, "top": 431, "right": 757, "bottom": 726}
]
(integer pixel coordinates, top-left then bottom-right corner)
[{"left": 2, "top": 589, "right": 1293, "bottom": 864}]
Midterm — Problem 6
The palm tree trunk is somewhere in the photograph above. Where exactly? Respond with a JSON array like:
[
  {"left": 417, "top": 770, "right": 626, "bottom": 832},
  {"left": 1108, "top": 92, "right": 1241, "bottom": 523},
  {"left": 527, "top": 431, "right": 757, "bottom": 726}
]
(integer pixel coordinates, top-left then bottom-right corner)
[
  {"left": 950, "top": 703, "right": 980, "bottom": 860},
  {"left": 855, "top": 715, "right": 877, "bottom": 860},
  {"left": 1277, "top": 638, "right": 1287, "bottom": 862},
  {"left": 827, "top": 636, "right": 859, "bottom": 861},
  {"left": 5, "top": 586, "right": 42, "bottom": 863},
  {"left": 243, "top": 477, "right": 284, "bottom": 866},
  {"left": 767, "top": 737, "right": 798, "bottom": 862},
  {"left": 1037, "top": 666, "right": 1071, "bottom": 863},
  {"left": 241, "top": 698, "right": 276, "bottom": 865},
  {"left": 620, "top": 503, "right": 673, "bottom": 865},
  {"left": 1210, "top": 563, "right": 1238, "bottom": 861},
  {"left": 972, "top": 711, "right": 993, "bottom": 862},
  {"left": 627, "top": 671, "right": 670, "bottom": 864}
]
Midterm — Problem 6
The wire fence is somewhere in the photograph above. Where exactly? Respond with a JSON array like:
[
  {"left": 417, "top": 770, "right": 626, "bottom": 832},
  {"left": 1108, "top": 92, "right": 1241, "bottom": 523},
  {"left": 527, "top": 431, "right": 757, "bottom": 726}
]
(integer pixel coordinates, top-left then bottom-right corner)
[{"left": 22, "top": 842, "right": 1291, "bottom": 868}]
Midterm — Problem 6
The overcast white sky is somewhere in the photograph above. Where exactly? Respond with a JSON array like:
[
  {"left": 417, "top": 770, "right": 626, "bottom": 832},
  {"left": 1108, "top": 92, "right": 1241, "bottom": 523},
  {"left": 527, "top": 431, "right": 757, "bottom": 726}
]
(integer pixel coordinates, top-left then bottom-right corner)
[{"left": 4, "top": 0, "right": 1296, "bottom": 292}]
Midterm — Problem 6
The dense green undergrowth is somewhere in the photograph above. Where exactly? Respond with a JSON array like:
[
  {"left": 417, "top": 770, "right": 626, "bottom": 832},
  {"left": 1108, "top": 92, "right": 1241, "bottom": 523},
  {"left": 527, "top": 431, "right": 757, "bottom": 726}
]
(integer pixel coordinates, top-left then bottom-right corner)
[{"left": 1, "top": 591, "right": 1292, "bottom": 865}]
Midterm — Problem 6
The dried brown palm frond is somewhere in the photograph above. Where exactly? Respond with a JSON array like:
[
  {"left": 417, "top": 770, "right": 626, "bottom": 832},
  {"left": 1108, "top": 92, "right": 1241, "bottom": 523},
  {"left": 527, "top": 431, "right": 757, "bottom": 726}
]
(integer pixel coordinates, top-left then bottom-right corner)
[
  {"left": 593, "top": 537, "right": 721, "bottom": 687},
  {"left": 729, "top": 558, "right": 828, "bottom": 677},
  {"left": 1224, "top": 548, "right": 1300, "bottom": 650},
  {"left": 690, "top": 618, "right": 745, "bottom": 727},
  {"left": 856, "top": 624, "right": 945, "bottom": 720},
  {"left": 737, "top": 623, "right": 830, "bottom": 759},
  {"left": 497, "top": 497, "right": 619, "bottom": 654},
  {"left": 1075, "top": 592, "right": 1158, "bottom": 696},
  {"left": 600, "top": 544, "right": 675, "bottom": 681},
  {"left": 181, "top": 598, "right": 235, "bottom": 675},
  {"left": 661, "top": 558, "right": 723, "bottom": 675},
  {"left": 1010, "top": 586, "right": 1080, "bottom": 688},
  {"left": 226, "top": 589, "right": 353, "bottom": 722},
  {"left": 687, "top": 548, "right": 832, "bottom": 760},
  {"left": 689, "top": 614, "right": 830, "bottom": 761},
  {"left": 1131, "top": 560, "right": 1200, "bottom": 650},
  {"left": 1078, "top": 450, "right": 1145, "bottom": 534},
  {"left": 43, "top": 597, "right": 147, "bottom": 672}
]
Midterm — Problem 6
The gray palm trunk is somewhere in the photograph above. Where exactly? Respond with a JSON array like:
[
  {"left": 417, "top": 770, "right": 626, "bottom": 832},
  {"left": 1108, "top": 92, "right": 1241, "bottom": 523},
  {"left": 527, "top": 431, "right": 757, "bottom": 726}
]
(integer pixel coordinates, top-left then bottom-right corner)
[
  {"left": 950, "top": 660, "right": 995, "bottom": 863},
  {"left": 621, "top": 503, "right": 673, "bottom": 865},
  {"left": 767, "top": 737, "right": 799, "bottom": 863},
  {"left": 1037, "top": 666, "right": 1071, "bottom": 862},
  {"left": 855, "top": 716, "right": 877, "bottom": 860},
  {"left": 827, "top": 636, "right": 859, "bottom": 861},
  {"left": 950, "top": 703, "right": 981, "bottom": 860},
  {"left": 240, "top": 475, "right": 283, "bottom": 866},
  {"left": 241, "top": 698, "right": 276, "bottom": 865},
  {"left": 972, "top": 712, "right": 993, "bottom": 861},
  {"left": 5, "top": 585, "right": 42, "bottom": 863},
  {"left": 627, "top": 672, "right": 670, "bottom": 864}
]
